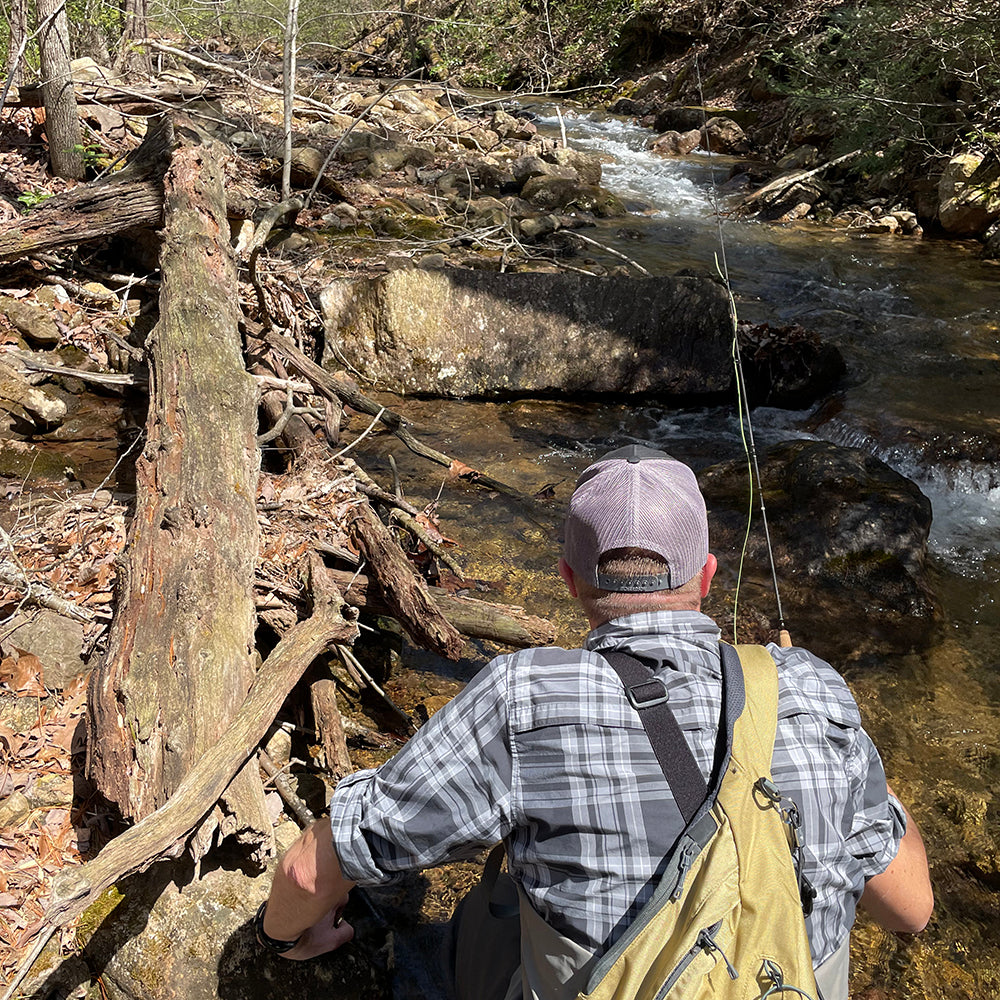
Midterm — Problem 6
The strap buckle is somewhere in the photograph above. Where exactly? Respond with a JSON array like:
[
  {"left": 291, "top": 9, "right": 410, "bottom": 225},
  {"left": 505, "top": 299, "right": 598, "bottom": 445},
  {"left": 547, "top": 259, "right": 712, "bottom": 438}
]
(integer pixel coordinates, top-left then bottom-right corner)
[{"left": 625, "top": 678, "right": 669, "bottom": 709}]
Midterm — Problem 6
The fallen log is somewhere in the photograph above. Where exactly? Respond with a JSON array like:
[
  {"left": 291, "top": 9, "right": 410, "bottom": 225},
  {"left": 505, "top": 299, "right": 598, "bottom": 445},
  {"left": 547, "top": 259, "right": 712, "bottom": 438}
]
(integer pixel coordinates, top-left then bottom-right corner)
[
  {"left": 350, "top": 502, "right": 465, "bottom": 660},
  {"left": 0, "top": 116, "right": 173, "bottom": 263},
  {"left": 321, "top": 567, "right": 557, "bottom": 648},
  {"left": 310, "top": 677, "right": 354, "bottom": 780},
  {"left": 263, "top": 328, "right": 529, "bottom": 498},
  {"left": 736, "top": 149, "right": 863, "bottom": 217},
  {"left": 86, "top": 114, "right": 267, "bottom": 861},
  {"left": 2, "top": 560, "right": 359, "bottom": 1000}
]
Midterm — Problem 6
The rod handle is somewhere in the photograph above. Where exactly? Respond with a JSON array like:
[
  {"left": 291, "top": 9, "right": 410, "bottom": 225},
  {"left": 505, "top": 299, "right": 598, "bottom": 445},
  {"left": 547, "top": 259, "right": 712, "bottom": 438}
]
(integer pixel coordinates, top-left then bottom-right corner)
[{"left": 778, "top": 629, "right": 792, "bottom": 648}]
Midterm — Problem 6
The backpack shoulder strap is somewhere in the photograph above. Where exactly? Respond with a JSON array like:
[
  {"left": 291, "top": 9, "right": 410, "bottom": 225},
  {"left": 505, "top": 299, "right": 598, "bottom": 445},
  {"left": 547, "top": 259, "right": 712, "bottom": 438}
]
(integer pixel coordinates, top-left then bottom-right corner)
[
  {"left": 602, "top": 651, "right": 707, "bottom": 823},
  {"left": 725, "top": 643, "right": 779, "bottom": 776}
]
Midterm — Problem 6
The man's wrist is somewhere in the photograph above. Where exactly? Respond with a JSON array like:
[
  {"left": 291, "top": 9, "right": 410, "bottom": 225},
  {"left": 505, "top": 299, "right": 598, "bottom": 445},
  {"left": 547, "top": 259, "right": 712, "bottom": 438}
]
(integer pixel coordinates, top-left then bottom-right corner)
[{"left": 254, "top": 901, "right": 303, "bottom": 954}]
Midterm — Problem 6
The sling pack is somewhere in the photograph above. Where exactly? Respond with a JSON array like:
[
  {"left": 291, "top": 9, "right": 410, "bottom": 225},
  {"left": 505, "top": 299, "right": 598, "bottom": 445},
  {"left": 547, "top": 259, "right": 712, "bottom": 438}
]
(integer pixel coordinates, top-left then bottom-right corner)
[
  {"left": 449, "top": 645, "right": 821, "bottom": 1000},
  {"left": 568, "top": 643, "right": 819, "bottom": 1000}
]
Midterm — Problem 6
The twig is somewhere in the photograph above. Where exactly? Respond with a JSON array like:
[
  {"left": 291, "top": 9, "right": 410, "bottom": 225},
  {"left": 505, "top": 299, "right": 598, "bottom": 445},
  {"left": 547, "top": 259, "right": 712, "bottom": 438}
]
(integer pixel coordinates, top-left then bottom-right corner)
[
  {"left": 0, "top": 560, "right": 93, "bottom": 623},
  {"left": 258, "top": 749, "right": 314, "bottom": 826},
  {"left": 387, "top": 507, "right": 465, "bottom": 579},
  {"left": 329, "top": 407, "right": 386, "bottom": 461},
  {"left": 566, "top": 231, "right": 651, "bottom": 275}
]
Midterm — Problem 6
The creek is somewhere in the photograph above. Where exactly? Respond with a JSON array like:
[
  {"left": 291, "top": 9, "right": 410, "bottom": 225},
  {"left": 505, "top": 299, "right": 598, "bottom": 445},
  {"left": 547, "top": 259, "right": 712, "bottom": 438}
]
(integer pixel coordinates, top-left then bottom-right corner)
[{"left": 357, "top": 105, "right": 1000, "bottom": 999}]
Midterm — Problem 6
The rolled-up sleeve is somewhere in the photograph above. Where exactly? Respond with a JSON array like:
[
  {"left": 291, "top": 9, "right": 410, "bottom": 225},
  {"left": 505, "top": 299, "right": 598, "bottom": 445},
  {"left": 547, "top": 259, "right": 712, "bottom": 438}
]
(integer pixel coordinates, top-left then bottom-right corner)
[
  {"left": 846, "top": 733, "right": 907, "bottom": 879},
  {"left": 328, "top": 656, "right": 515, "bottom": 884}
]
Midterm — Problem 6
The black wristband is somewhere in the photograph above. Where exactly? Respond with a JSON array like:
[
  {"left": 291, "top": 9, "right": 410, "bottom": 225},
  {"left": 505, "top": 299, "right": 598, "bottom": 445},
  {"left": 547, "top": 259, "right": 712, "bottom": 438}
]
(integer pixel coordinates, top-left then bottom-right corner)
[{"left": 254, "top": 901, "right": 302, "bottom": 954}]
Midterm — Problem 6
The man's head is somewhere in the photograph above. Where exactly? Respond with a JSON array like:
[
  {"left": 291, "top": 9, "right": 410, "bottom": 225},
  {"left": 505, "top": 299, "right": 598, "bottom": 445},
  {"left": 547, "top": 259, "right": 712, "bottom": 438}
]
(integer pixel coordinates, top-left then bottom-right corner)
[{"left": 560, "top": 445, "right": 715, "bottom": 624}]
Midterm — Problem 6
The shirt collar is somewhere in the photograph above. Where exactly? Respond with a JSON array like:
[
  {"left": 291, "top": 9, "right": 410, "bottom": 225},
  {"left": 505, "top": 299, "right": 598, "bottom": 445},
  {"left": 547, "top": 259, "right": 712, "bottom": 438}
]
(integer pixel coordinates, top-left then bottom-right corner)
[{"left": 585, "top": 610, "right": 722, "bottom": 654}]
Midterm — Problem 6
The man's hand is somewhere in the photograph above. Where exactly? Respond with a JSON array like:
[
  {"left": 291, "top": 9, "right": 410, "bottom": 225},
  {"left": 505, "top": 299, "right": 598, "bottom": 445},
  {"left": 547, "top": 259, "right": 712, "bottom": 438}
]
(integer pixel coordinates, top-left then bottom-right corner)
[
  {"left": 281, "top": 905, "right": 355, "bottom": 961},
  {"left": 260, "top": 819, "right": 358, "bottom": 959}
]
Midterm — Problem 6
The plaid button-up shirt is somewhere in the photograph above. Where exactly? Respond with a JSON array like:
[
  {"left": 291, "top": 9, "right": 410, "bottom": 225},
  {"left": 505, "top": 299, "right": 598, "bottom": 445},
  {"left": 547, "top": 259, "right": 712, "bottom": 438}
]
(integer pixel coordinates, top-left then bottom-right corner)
[{"left": 329, "top": 611, "right": 904, "bottom": 967}]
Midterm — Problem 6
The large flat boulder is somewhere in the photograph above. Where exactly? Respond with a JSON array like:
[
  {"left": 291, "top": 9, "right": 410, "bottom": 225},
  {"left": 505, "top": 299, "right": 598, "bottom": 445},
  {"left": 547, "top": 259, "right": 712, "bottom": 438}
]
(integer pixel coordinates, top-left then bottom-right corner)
[{"left": 320, "top": 271, "right": 735, "bottom": 398}]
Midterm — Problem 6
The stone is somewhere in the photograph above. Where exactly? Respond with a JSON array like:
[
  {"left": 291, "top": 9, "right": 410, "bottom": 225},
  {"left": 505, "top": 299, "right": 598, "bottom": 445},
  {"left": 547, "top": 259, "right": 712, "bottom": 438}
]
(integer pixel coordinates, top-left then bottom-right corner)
[
  {"left": 0, "top": 358, "right": 68, "bottom": 427},
  {"left": 651, "top": 105, "right": 705, "bottom": 134},
  {"left": 0, "top": 610, "right": 86, "bottom": 688},
  {"left": 635, "top": 74, "right": 672, "bottom": 98},
  {"left": 982, "top": 220, "right": 1000, "bottom": 260},
  {"left": 700, "top": 117, "right": 750, "bottom": 155},
  {"left": 701, "top": 439, "right": 936, "bottom": 664},
  {"left": 0, "top": 791, "right": 32, "bottom": 828},
  {"left": 70, "top": 57, "right": 121, "bottom": 86},
  {"left": 474, "top": 159, "right": 519, "bottom": 193},
  {"left": 775, "top": 145, "right": 819, "bottom": 171},
  {"left": 545, "top": 147, "right": 603, "bottom": 187},
  {"left": 650, "top": 129, "right": 702, "bottom": 157},
  {"left": 510, "top": 155, "right": 558, "bottom": 187},
  {"left": 321, "top": 271, "right": 743, "bottom": 398},
  {"left": 937, "top": 152, "right": 1000, "bottom": 237},
  {"left": 520, "top": 174, "right": 587, "bottom": 210},
  {"left": 0, "top": 295, "right": 60, "bottom": 346},
  {"left": 465, "top": 196, "right": 509, "bottom": 227},
  {"left": 38, "top": 864, "right": 391, "bottom": 1000}
]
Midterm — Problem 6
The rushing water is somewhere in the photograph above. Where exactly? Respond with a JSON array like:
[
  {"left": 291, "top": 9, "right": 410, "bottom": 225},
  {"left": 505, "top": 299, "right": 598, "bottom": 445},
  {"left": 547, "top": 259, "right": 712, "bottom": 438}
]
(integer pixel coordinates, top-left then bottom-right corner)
[{"left": 361, "top": 105, "right": 1000, "bottom": 999}]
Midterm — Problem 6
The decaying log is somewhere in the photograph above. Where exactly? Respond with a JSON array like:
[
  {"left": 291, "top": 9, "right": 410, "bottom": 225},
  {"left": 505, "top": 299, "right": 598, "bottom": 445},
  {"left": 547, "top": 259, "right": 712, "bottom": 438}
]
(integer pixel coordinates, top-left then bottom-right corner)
[
  {"left": 0, "top": 567, "right": 359, "bottom": 1000},
  {"left": 0, "top": 117, "right": 174, "bottom": 263},
  {"left": 323, "top": 567, "right": 557, "bottom": 648},
  {"left": 736, "top": 149, "right": 863, "bottom": 217},
  {"left": 350, "top": 503, "right": 465, "bottom": 660},
  {"left": 310, "top": 677, "right": 353, "bottom": 780},
  {"left": 86, "top": 114, "right": 267, "bottom": 858}
]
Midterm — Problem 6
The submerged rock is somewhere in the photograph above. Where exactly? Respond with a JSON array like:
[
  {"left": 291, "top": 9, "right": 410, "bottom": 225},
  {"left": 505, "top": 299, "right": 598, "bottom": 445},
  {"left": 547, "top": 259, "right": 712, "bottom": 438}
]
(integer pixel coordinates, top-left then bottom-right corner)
[{"left": 701, "top": 439, "right": 936, "bottom": 664}]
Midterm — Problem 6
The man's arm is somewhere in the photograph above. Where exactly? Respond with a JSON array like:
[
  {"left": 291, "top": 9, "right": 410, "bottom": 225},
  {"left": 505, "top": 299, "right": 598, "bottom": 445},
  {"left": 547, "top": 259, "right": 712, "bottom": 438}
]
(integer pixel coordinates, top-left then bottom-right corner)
[
  {"left": 260, "top": 817, "right": 357, "bottom": 961},
  {"left": 858, "top": 787, "right": 933, "bottom": 933}
]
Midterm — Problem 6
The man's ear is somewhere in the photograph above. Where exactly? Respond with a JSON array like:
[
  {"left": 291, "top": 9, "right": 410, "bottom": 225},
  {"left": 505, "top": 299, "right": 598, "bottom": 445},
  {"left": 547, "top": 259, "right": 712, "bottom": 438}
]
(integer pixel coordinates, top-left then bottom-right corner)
[
  {"left": 558, "top": 557, "right": 579, "bottom": 598},
  {"left": 700, "top": 553, "right": 718, "bottom": 599}
]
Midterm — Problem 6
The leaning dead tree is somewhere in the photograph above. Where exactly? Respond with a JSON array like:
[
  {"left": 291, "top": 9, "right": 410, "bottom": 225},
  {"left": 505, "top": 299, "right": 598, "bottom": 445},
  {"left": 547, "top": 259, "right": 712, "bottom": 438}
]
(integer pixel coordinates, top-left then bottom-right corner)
[{"left": 86, "top": 116, "right": 271, "bottom": 858}]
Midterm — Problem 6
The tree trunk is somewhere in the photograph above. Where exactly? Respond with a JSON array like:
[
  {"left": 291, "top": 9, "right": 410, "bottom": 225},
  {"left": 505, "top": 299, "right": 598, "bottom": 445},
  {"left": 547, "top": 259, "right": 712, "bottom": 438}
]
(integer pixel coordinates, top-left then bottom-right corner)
[
  {"left": 86, "top": 117, "right": 269, "bottom": 858},
  {"left": 35, "top": 0, "right": 85, "bottom": 179},
  {"left": 6, "top": 0, "right": 31, "bottom": 89},
  {"left": 116, "top": 0, "right": 152, "bottom": 76}
]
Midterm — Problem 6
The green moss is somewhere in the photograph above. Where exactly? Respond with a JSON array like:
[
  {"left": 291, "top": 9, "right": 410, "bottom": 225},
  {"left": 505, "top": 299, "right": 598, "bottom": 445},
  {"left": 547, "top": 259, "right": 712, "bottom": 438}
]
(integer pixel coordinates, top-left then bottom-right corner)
[{"left": 76, "top": 886, "right": 125, "bottom": 948}]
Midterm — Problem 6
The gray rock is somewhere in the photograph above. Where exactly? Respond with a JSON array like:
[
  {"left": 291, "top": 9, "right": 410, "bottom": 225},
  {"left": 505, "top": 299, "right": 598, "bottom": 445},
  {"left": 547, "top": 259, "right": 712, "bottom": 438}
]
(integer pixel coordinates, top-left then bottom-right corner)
[
  {"left": 545, "top": 148, "right": 603, "bottom": 187},
  {"left": 1, "top": 609, "right": 86, "bottom": 689},
  {"left": 27, "top": 864, "right": 390, "bottom": 1000},
  {"left": 0, "top": 295, "right": 61, "bottom": 346},
  {"left": 320, "top": 270, "right": 737, "bottom": 397}
]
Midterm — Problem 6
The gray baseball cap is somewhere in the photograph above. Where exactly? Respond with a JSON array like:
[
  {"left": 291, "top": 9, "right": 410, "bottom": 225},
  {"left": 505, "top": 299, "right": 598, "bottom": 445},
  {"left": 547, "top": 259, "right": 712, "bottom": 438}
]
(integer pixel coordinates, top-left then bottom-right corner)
[{"left": 562, "top": 444, "right": 709, "bottom": 592}]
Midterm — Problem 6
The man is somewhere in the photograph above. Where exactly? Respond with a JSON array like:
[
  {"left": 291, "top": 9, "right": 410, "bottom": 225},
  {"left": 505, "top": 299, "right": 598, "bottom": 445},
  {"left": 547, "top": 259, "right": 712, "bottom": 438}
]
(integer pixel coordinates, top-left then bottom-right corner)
[{"left": 257, "top": 445, "right": 933, "bottom": 998}]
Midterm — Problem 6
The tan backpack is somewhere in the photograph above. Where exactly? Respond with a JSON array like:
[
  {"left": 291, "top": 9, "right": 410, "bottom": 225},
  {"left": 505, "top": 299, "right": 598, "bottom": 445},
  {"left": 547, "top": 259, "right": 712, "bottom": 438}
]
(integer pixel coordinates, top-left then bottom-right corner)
[
  {"left": 449, "top": 645, "right": 820, "bottom": 1000},
  {"left": 576, "top": 643, "right": 818, "bottom": 1000}
]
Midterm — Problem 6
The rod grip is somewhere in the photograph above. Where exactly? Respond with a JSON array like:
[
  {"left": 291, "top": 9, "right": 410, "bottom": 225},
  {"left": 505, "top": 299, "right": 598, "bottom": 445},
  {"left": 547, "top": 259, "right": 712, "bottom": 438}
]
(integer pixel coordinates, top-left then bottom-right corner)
[{"left": 778, "top": 629, "right": 792, "bottom": 648}]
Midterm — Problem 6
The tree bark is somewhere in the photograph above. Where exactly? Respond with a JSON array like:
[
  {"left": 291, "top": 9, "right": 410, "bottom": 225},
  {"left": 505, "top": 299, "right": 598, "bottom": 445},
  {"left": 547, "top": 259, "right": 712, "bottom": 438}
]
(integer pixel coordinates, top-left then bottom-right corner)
[
  {"left": 5, "top": 0, "right": 31, "bottom": 89},
  {"left": 35, "top": 0, "right": 85, "bottom": 179},
  {"left": 318, "top": 567, "right": 557, "bottom": 648},
  {"left": 350, "top": 503, "right": 466, "bottom": 660},
  {"left": 116, "top": 0, "right": 152, "bottom": 76},
  {"left": 0, "top": 114, "right": 172, "bottom": 263},
  {"left": 86, "top": 116, "right": 268, "bottom": 857},
  {"left": 310, "top": 678, "right": 353, "bottom": 781},
  {"left": 48, "top": 570, "right": 357, "bottom": 928}
]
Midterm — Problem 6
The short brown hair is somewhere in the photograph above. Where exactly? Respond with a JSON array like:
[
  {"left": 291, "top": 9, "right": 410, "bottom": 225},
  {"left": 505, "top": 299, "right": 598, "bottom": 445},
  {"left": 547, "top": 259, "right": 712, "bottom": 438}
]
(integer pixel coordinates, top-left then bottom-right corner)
[{"left": 574, "top": 548, "right": 702, "bottom": 622}]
